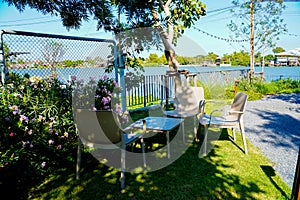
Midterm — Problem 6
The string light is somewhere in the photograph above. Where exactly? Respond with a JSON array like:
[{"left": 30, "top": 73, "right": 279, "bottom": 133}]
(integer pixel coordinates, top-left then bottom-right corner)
[
  {"left": 193, "top": 26, "right": 249, "bottom": 43},
  {"left": 284, "top": 33, "right": 300, "bottom": 37}
]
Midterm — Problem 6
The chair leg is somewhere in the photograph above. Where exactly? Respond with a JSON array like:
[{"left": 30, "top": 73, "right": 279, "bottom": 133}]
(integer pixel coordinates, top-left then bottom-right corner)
[
  {"left": 232, "top": 128, "right": 236, "bottom": 141},
  {"left": 120, "top": 147, "right": 126, "bottom": 189},
  {"left": 239, "top": 121, "right": 248, "bottom": 155},
  {"left": 204, "top": 126, "right": 208, "bottom": 155},
  {"left": 193, "top": 115, "right": 197, "bottom": 141},
  {"left": 76, "top": 137, "right": 82, "bottom": 180}
]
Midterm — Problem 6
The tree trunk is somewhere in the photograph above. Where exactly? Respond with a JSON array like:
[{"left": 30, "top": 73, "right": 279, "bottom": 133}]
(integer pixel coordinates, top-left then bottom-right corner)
[
  {"left": 249, "top": 0, "right": 255, "bottom": 83},
  {"left": 151, "top": 3, "right": 182, "bottom": 87}
]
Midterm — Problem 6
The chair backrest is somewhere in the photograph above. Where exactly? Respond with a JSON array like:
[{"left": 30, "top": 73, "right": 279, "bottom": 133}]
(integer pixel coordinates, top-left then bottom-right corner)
[
  {"left": 75, "top": 109, "right": 122, "bottom": 147},
  {"left": 230, "top": 92, "right": 248, "bottom": 119},
  {"left": 175, "top": 86, "right": 205, "bottom": 114}
]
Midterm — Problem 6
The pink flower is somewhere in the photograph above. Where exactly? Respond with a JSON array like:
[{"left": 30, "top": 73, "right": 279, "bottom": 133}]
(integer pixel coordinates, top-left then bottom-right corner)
[
  {"left": 102, "top": 97, "right": 109, "bottom": 105},
  {"left": 9, "top": 105, "right": 20, "bottom": 115},
  {"left": 71, "top": 75, "right": 77, "bottom": 81},
  {"left": 41, "top": 162, "right": 46, "bottom": 168},
  {"left": 9, "top": 132, "right": 14, "bottom": 137},
  {"left": 48, "top": 140, "right": 54, "bottom": 145},
  {"left": 38, "top": 115, "right": 43, "bottom": 122},
  {"left": 20, "top": 115, "right": 29, "bottom": 123}
]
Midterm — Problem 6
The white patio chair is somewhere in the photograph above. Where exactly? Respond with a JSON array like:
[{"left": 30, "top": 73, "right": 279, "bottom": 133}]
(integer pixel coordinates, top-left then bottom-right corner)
[
  {"left": 199, "top": 92, "right": 248, "bottom": 155},
  {"left": 161, "top": 86, "right": 205, "bottom": 141},
  {"left": 75, "top": 109, "right": 146, "bottom": 189}
]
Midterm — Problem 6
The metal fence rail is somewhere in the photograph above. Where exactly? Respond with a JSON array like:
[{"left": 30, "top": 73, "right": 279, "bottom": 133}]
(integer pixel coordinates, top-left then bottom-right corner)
[
  {"left": 0, "top": 30, "right": 117, "bottom": 84},
  {"left": 125, "top": 69, "right": 250, "bottom": 108}
]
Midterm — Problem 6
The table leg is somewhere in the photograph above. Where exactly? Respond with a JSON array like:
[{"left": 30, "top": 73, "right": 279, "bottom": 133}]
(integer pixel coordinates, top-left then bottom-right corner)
[
  {"left": 182, "top": 121, "right": 185, "bottom": 144},
  {"left": 204, "top": 125, "right": 208, "bottom": 156},
  {"left": 194, "top": 115, "right": 197, "bottom": 140},
  {"left": 166, "top": 130, "right": 170, "bottom": 159}
]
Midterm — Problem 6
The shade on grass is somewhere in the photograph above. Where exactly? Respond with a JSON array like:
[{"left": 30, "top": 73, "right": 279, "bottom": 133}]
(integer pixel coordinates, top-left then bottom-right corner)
[{"left": 28, "top": 116, "right": 291, "bottom": 200}]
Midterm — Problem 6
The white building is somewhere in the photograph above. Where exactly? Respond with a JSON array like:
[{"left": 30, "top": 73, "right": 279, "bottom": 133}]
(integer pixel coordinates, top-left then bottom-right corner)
[{"left": 275, "top": 48, "right": 300, "bottom": 66}]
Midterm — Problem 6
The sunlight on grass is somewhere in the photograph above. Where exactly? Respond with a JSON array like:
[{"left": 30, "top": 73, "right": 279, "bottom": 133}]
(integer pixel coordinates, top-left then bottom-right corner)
[{"left": 28, "top": 109, "right": 292, "bottom": 200}]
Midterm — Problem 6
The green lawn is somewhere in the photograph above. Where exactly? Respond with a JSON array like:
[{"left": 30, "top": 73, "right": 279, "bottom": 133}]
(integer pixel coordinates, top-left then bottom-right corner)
[{"left": 27, "top": 109, "right": 292, "bottom": 200}]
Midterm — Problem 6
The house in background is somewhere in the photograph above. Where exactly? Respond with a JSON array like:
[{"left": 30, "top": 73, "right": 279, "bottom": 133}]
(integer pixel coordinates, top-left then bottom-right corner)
[{"left": 275, "top": 48, "right": 300, "bottom": 66}]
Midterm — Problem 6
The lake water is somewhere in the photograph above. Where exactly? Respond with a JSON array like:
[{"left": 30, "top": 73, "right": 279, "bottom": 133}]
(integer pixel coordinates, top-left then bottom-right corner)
[
  {"left": 178, "top": 66, "right": 300, "bottom": 82},
  {"left": 10, "top": 66, "right": 300, "bottom": 84}
]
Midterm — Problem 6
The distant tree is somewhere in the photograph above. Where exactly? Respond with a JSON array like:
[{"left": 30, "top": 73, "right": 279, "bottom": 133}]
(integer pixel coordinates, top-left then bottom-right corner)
[
  {"left": 255, "top": 52, "right": 262, "bottom": 63},
  {"left": 158, "top": 54, "right": 168, "bottom": 65},
  {"left": 42, "top": 40, "right": 66, "bottom": 70},
  {"left": 273, "top": 46, "right": 285, "bottom": 54},
  {"left": 228, "top": 0, "right": 286, "bottom": 73},
  {"left": 207, "top": 52, "right": 219, "bottom": 62},
  {"left": 265, "top": 54, "right": 275, "bottom": 61},
  {"left": 225, "top": 50, "right": 250, "bottom": 66},
  {"left": 176, "top": 55, "right": 188, "bottom": 65},
  {"left": 63, "top": 60, "right": 84, "bottom": 68},
  {"left": 147, "top": 53, "right": 160, "bottom": 63}
]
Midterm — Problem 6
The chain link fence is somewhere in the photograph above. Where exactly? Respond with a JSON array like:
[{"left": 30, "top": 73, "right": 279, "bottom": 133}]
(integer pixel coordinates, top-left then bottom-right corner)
[
  {"left": 0, "top": 30, "right": 117, "bottom": 85},
  {"left": 0, "top": 30, "right": 250, "bottom": 109}
]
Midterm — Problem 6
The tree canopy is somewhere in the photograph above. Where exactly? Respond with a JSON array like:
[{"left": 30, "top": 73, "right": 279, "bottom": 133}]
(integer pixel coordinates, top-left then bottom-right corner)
[
  {"left": 273, "top": 46, "right": 285, "bottom": 54},
  {"left": 4, "top": 0, "right": 206, "bottom": 73},
  {"left": 228, "top": 0, "right": 286, "bottom": 52}
]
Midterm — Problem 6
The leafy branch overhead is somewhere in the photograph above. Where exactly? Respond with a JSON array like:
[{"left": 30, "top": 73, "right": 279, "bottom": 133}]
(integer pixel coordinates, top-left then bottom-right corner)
[{"left": 4, "top": 0, "right": 206, "bottom": 72}]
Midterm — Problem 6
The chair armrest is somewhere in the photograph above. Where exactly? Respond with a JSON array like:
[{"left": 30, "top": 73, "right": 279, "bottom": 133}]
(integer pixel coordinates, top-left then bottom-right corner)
[
  {"left": 228, "top": 110, "right": 244, "bottom": 114},
  {"left": 209, "top": 109, "right": 223, "bottom": 117}
]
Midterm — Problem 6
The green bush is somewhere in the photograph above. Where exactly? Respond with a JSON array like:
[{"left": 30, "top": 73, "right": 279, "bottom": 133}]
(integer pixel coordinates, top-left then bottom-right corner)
[
  {"left": 0, "top": 73, "right": 77, "bottom": 188},
  {"left": 236, "top": 77, "right": 300, "bottom": 100}
]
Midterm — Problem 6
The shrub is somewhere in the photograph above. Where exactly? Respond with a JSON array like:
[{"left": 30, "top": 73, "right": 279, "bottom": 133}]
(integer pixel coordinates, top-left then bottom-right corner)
[
  {"left": 0, "top": 73, "right": 77, "bottom": 190},
  {"left": 1, "top": 72, "right": 124, "bottom": 195},
  {"left": 236, "top": 77, "right": 300, "bottom": 100}
]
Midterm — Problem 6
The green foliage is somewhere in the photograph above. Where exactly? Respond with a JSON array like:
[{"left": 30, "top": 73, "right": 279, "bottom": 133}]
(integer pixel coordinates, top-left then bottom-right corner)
[
  {"left": 3, "top": 0, "right": 206, "bottom": 72},
  {"left": 196, "top": 76, "right": 300, "bottom": 101},
  {"left": 236, "top": 77, "right": 300, "bottom": 100},
  {"left": 63, "top": 59, "right": 84, "bottom": 67},
  {"left": 273, "top": 46, "right": 285, "bottom": 54},
  {"left": 0, "top": 72, "right": 77, "bottom": 189},
  {"left": 223, "top": 51, "right": 250, "bottom": 66},
  {"left": 228, "top": 0, "right": 286, "bottom": 53},
  {"left": 265, "top": 54, "right": 275, "bottom": 62}
]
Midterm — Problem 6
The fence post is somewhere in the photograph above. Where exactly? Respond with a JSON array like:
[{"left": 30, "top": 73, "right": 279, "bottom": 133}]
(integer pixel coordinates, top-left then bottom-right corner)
[
  {"left": 164, "top": 74, "right": 169, "bottom": 111},
  {"left": 143, "top": 76, "right": 146, "bottom": 107},
  {"left": 0, "top": 31, "right": 7, "bottom": 85}
]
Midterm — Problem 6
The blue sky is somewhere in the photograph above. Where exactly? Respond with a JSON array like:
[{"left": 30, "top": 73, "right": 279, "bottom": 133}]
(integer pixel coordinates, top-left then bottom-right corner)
[{"left": 0, "top": 0, "right": 299, "bottom": 57}]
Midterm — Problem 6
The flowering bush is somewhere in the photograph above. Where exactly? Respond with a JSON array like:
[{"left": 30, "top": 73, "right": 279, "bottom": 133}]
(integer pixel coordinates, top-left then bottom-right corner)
[
  {"left": 72, "top": 75, "right": 128, "bottom": 124},
  {"left": 0, "top": 72, "right": 77, "bottom": 187},
  {"left": 0, "top": 72, "right": 128, "bottom": 192}
]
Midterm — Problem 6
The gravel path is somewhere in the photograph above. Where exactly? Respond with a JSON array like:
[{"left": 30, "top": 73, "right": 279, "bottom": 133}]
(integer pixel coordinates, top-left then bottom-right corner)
[{"left": 243, "top": 93, "right": 300, "bottom": 188}]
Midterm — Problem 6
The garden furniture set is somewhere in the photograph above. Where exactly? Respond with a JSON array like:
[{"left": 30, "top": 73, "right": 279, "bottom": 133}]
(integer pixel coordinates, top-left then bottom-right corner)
[{"left": 74, "top": 86, "right": 248, "bottom": 189}]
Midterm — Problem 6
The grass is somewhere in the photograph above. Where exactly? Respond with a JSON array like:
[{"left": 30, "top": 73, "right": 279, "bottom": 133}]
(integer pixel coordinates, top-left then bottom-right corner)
[{"left": 27, "top": 108, "right": 292, "bottom": 200}]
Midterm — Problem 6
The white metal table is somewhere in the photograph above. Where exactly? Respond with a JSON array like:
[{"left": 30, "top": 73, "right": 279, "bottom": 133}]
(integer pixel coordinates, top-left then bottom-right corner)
[{"left": 131, "top": 117, "right": 184, "bottom": 158}]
